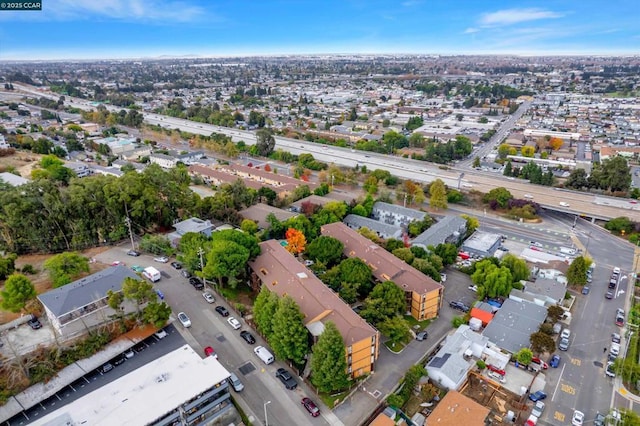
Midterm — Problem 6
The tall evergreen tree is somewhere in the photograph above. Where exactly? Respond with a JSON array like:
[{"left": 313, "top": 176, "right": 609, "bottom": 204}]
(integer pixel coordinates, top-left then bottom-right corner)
[
  {"left": 253, "top": 287, "right": 279, "bottom": 339},
  {"left": 270, "top": 296, "right": 309, "bottom": 365},
  {"left": 310, "top": 321, "right": 350, "bottom": 392}
]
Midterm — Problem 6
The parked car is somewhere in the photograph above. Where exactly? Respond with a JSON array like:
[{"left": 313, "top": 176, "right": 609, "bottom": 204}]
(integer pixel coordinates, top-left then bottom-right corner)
[
  {"left": 612, "top": 333, "right": 621, "bottom": 344},
  {"left": 204, "top": 346, "right": 218, "bottom": 359},
  {"left": 240, "top": 330, "right": 256, "bottom": 344},
  {"left": 301, "top": 397, "right": 320, "bottom": 417},
  {"left": 178, "top": 312, "right": 191, "bottom": 328},
  {"left": 112, "top": 354, "right": 126, "bottom": 366},
  {"left": 202, "top": 292, "right": 215, "bottom": 303},
  {"left": 123, "top": 349, "right": 135, "bottom": 359},
  {"left": 181, "top": 270, "right": 192, "bottom": 278},
  {"left": 528, "top": 390, "right": 547, "bottom": 402},
  {"left": 550, "top": 354, "right": 561, "bottom": 368},
  {"left": 582, "top": 286, "right": 590, "bottom": 295},
  {"left": 449, "top": 301, "right": 470, "bottom": 312},
  {"left": 189, "top": 277, "right": 204, "bottom": 290},
  {"left": 227, "top": 317, "right": 241, "bottom": 330},
  {"left": 154, "top": 329, "right": 168, "bottom": 339},
  {"left": 606, "top": 361, "right": 616, "bottom": 378},
  {"left": 415, "top": 331, "right": 428, "bottom": 341},
  {"left": 98, "top": 362, "right": 114, "bottom": 374},
  {"left": 572, "top": 410, "right": 584, "bottom": 426},
  {"left": 215, "top": 306, "right": 230, "bottom": 317},
  {"left": 606, "top": 290, "right": 614, "bottom": 299},
  {"left": 594, "top": 412, "right": 606, "bottom": 426},
  {"left": 153, "top": 256, "right": 169, "bottom": 263},
  {"left": 616, "top": 315, "right": 625, "bottom": 327},
  {"left": 468, "top": 284, "right": 478, "bottom": 292},
  {"left": 170, "top": 261, "right": 182, "bottom": 270},
  {"left": 487, "top": 365, "right": 506, "bottom": 376},
  {"left": 228, "top": 372, "right": 244, "bottom": 392},
  {"left": 487, "top": 370, "right": 506, "bottom": 383},
  {"left": 276, "top": 368, "right": 298, "bottom": 390},
  {"left": 559, "top": 337, "right": 570, "bottom": 351},
  {"left": 126, "top": 250, "right": 140, "bottom": 257},
  {"left": 531, "top": 357, "right": 548, "bottom": 369},
  {"left": 531, "top": 401, "right": 545, "bottom": 418},
  {"left": 28, "top": 315, "right": 42, "bottom": 330},
  {"left": 131, "top": 265, "right": 145, "bottom": 273}
]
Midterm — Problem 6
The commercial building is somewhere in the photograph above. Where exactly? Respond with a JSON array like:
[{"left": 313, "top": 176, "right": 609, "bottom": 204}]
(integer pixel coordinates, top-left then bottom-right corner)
[
  {"left": 460, "top": 231, "right": 502, "bottom": 258},
  {"left": 482, "top": 298, "right": 548, "bottom": 354},
  {"left": 30, "top": 344, "right": 239, "bottom": 426},
  {"left": 343, "top": 214, "right": 403, "bottom": 240},
  {"left": 321, "top": 222, "right": 443, "bottom": 321},
  {"left": 249, "top": 239, "right": 379, "bottom": 378}
]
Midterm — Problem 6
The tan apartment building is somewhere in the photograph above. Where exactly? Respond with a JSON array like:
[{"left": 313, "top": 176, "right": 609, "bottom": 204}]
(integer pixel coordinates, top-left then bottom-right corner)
[
  {"left": 321, "top": 222, "right": 443, "bottom": 321},
  {"left": 249, "top": 240, "right": 379, "bottom": 378}
]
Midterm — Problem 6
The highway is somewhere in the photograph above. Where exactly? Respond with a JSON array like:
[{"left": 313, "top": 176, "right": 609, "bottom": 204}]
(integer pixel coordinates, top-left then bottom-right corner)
[{"left": 9, "top": 84, "right": 640, "bottom": 222}]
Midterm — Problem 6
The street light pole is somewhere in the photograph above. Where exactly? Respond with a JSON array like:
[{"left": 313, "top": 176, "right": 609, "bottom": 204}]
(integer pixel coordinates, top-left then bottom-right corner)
[{"left": 263, "top": 400, "right": 271, "bottom": 426}]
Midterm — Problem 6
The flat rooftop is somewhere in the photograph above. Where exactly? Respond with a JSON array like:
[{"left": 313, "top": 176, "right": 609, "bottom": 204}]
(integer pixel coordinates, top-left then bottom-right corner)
[{"left": 30, "top": 345, "right": 230, "bottom": 426}]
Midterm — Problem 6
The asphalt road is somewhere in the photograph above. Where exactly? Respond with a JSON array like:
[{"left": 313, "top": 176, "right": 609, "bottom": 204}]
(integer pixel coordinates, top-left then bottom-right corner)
[{"left": 96, "top": 249, "right": 327, "bottom": 426}]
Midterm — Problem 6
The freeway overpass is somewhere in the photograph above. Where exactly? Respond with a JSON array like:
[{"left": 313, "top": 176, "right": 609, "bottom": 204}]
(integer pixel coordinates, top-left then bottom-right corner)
[{"left": 9, "top": 85, "right": 639, "bottom": 222}]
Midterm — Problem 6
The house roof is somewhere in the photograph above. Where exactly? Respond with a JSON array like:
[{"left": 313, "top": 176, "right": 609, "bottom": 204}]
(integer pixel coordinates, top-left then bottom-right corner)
[
  {"left": 321, "top": 222, "right": 443, "bottom": 296},
  {"left": 0, "top": 172, "right": 29, "bottom": 187},
  {"left": 239, "top": 203, "right": 299, "bottom": 229},
  {"left": 470, "top": 307, "right": 494, "bottom": 325},
  {"left": 172, "top": 217, "right": 214, "bottom": 235},
  {"left": 482, "top": 298, "right": 548, "bottom": 353},
  {"left": 524, "top": 277, "right": 566, "bottom": 302},
  {"left": 248, "top": 240, "right": 378, "bottom": 348},
  {"left": 426, "top": 325, "right": 487, "bottom": 386},
  {"left": 461, "top": 231, "right": 501, "bottom": 253},
  {"left": 343, "top": 214, "right": 403, "bottom": 238},
  {"left": 38, "top": 265, "right": 140, "bottom": 318},
  {"left": 412, "top": 215, "right": 466, "bottom": 248},
  {"left": 426, "top": 390, "right": 490, "bottom": 426},
  {"left": 372, "top": 201, "right": 427, "bottom": 221}
]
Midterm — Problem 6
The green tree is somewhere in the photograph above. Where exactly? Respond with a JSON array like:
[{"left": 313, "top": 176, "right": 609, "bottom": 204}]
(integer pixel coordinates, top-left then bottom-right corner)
[
  {"left": 472, "top": 156, "right": 481, "bottom": 168},
  {"left": 306, "top": 236, "right": 344, "bottom": 266},
  {"left": 566, "top": 256, "right": 588, "bottom": 286},
  {"left": 256, "top": 128, "right": 276, "bottom": 157},
  {"left": 253, "top": 287, "right": 279, "bottom": 338},
  {"left": 310, "top": 321, "right": 350, "bottom": 392},
  {"left": 564, "top": 169, "right": 590, "bottom": 190},
  {"left": 412, "top": 258, "right": 441, "bottom": 282},
  {"left": 461, "top": 214, "right": 479, "bottom": 236},
  {"left": 0, "top": 253, "right": 17, "bottom": 280},
  {"left": 269, "top": 296, "right": 310, "bottom": 365},
  {"left": 515, "top": 348, "right": 533, "bottom": 365},
  {"left": 429, "top": 179, "right": 448, "bottom": 210},
  {"left": 434, "top": 243, "right": 458, "bottom": 266},
  {"left": 392, "top": 247, "right": 415, "bottom": 264},
  {"left": 471, "top": 259, "right": 513, "bottom": 298},
  {"left": 530, "top": 331, "right": 556, "bottom": 354},
  {"left": 378, "top": 316, "right": 411, "bottom": 346},
  {"left": 339, "top": 258, "right": 373, "bottom": 296},
  {"left": 43, "top": 252, "right": 90, "bottom": 288},
  {"left": 360, "top": 281, "right": 406, "bottom": 325},
  {"left": 0, "top": 273, "right": 36, "bottom": 313},
  {"left": 483, "top": 187, "right": 513, "bottom": 209},
  {"left": 142, "top": 301, "right": 172, "bottom": 328},
  {"left": 497, "top": 144, "right": 511, "bottom": 159},
  {"left": 203, "top": 239, "right": 250, "bottom": 287},
  {"left": 605, "top": 217, "right": 634, "bottom": 235},
  {"left": 121, "top": 277, "right": 156, "bottom": 314},
  {"left": 547, "top": 305, "right": 565, "bottom": 323},
  {"left": 240, "top": 219, "right": 259, "bottom": 235},
  {"left": 601, "top": 156, "right": 632, "bottom": 193},
  {"left": 500, "top": 254, "right": 530, "bottom": 282},
  {"left": 139, "top": 234, "right": 173, "bottom": 255},
  {"left": 106, "top": 289, "right": 124, "bottom": 312}
]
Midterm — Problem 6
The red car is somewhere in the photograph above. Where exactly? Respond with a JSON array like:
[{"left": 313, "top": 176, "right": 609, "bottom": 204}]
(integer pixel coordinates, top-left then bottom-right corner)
[
  {"left": 531, "top": 357, "right": 548, "bottom": 369},
  {"left": 204, "top": 346, "right": 218, "bottom": 359},
  {"left": 302, "top": 397, "right": 320, "bottom": 417},
  {"left": 487, "top": 364, "right": 506, "bottom": 376}
]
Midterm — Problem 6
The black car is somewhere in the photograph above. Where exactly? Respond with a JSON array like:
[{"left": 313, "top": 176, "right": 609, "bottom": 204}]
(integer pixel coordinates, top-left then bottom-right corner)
[
  {"left": 276, "top": 368, "right": 298, "bottom": 390},
  {"left": 240, "top": 331, "right": 256, "bottom": 344},
  {"left": 449, "top": 301, "right": 470, "bottom": 312},
  {"left": 215, "top": 306, "right": 230, "bottom": 317},
  {"left": 98, "top": 362, "right": 114, "bottom": 374},
  {"left": 189, "top": 277, "right": 204, "bottom": 290},
  {"left": 415, "top": 331, "right": 428, "bottom": 341},
  {"left": 28, "top": 315, "right": 42, "bottom": 330},
  {"left": 170, "top": 261, "right": 182, "bottom": 270},
  {"left": 133, "top": 342, "right": 147, "bottom": 353},
  {"left": 126, "top": 250, "right": 140, "bottom": 257},
  {"left": 112, "top": 354, "right": 126, "bottom": 366}
]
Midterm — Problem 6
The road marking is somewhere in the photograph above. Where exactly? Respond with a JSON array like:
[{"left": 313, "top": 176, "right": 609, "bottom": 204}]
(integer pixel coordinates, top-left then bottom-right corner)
[
  {"left": 571, "top": 358, "right": 582, "bottom": 366},
  {"left": 554, "top": 411, "right": 566, "bottom": 422},
  {"left": 561, "top": 383, "right": 576, "bottom": 395},
  {"left": 552, "top": 363, "right": 566, "bottom": 401}
]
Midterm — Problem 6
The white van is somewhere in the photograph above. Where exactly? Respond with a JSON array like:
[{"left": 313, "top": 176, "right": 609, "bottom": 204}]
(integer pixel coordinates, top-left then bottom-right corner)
[
  {"left": 254, "top": 346, "right": 274, "bottom": 365},
  {"left": 143, "top": 266, "right": 161, "bottom": 283}
]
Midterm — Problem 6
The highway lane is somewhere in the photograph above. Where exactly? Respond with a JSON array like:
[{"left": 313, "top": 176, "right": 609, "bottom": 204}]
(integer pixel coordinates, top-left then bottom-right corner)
[{"left": 9, "top": 84, "right": 640, "bottom": 221}]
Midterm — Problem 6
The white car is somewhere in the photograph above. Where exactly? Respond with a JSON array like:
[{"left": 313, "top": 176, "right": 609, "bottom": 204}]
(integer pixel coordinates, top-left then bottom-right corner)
[
  {"left": 154, "top": 329, "right": 168, "bottom": 339},
  {"left": 468, "top": 284, "right": 478, "bottom": 292},
  {"left": 154, "top": 256, "right": 169, "bottom": 263},
  {"left": 178, "top": 312, "right": 191, "bottom": 328},
  {"left": 227, "top": 316, "right": 241, "bottom": 330},
  {"left": 572, "top": 410, "right": 584, "bottom": 426},
  {"left": 523, "top": 194, "right": 534, "bottom": 199},
  {"left": 559, "top": 202, "right": 570, "bottom": 207},
  {"left": 202, "top": 292, "right": 215, "bottom": 303}
]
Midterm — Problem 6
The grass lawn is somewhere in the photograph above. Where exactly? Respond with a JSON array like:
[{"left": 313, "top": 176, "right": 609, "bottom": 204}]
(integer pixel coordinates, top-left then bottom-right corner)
[
  {"left": 404, "top": 315, "right": 431, "bottom": 330},
  {"left": 319, "top": 390, "right": 350, "bottom": 408},
  {"left": 384, "top": 340, "right": 407, "bottom": 353}
]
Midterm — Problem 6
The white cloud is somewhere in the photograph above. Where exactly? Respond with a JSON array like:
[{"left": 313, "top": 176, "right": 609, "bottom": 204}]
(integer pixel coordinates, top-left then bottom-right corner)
[
  {"left": 464, "top": 28, "right": 479, "bottom": 34},
  {"left": 48, "top": 0, "right": 209, "bottom": 23},
  {"left": 479, "top": 8, "right": 564, "bottom": 27},
  {"left": 401, "top": 0, "right": 422, "bottom": 6}
]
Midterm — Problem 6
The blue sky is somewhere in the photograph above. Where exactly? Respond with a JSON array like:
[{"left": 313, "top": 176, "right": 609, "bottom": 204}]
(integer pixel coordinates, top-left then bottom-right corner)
[{"left": 0, "top": 0, "right": 638, "bottom": 60}]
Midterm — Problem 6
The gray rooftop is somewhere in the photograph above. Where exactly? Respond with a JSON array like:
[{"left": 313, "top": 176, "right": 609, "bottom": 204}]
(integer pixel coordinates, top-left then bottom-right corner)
[
  {"left": 38, "top": 265, "right": 140, "bottom": 318},
  {"left": 343, "top": 214, "right": 403, "bottom": 239},
  {"left": 173, "top": 217, "right": 214, "bottom": 235},
  {"left": 412, "top": 215, "right": 466, "bottom": 248},
  {"left": 462, "top": 231, "right": 502, "bottom": 252},
  {"left": 0, "top": 172, "right": 29, "bottom": 186},
  {"left": 482, "top": 298, "right": 548, "bottom": 354},
  {"left": 524, "top": 277, "right": 566, "bottom": 303},
  {"left": 427, "top": 325, "right": 488, "bottom": 384},
  {"left": 372, "top": 201, "right": 427, "bottom": 221}
]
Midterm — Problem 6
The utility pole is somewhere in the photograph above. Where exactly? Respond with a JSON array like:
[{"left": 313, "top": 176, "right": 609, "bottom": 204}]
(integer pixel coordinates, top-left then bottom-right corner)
[
  {"left": 197, "top": 247, "right": 207, "bottom": 287},
  {"left": 124, "top": 217, "right": 135, "bottom": 251}
]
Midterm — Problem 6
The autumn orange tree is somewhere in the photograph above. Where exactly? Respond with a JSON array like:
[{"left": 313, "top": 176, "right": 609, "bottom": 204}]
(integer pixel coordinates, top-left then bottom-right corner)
[
  {"left": 285, "top": 228, "right": 307, "bottom": 255},
  {"left": 548, "top": 137, "right": 564, "bottom": 151}
]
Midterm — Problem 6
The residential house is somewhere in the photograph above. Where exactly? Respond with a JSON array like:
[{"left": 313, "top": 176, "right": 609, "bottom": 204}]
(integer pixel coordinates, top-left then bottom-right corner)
[
  {"left": 148, "top": 153, "right": 177, "bottom": 169},
  {"left": 0, "top": 172, "right": 29, "bottom": 186},
  {"left": 482, "top": 298, "right": 547, "bottom": 354},
  {"left": 249, "top": 240, "right": 380, "bottom": 378},
  {"left": 518, "top": 276, "right": 566, "bottom": 305},
  {"left": 167, "top": 217, "right": 215, "bottom": 246},
  {"left": 37, "top": 265, "right": 143, "bottom": 337},
  {"left": 343, "top": 214, "right": 403, "bottom": 240},
  {"left": 371, "top": 201, "right": 426, "bottom": 228},
  {"left": 425, "top": 390, "right": 491, "bottom": 426},
  {"left": 321, "top": 222, "right": 443, "bottom": 321},
  {"left": 0, "top": 135, "right": 9, "bottom": 149},
  {"left": 239, "top": 203, "right": 299, "bottom": 230},
  {"left": 411, "top": 215, "right": 467, "bottom": 250},
  {"left": 120, "top": 146, "right": 152, "bottom": 161}
]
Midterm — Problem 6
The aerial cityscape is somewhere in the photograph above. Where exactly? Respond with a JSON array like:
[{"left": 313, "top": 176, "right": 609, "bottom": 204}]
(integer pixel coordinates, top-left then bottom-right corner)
[{"left": 1, "top": 1, "right": 640, "bottom": 426}]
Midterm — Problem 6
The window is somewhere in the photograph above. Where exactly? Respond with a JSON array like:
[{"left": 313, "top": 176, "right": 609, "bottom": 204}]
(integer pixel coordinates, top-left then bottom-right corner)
[
  {"left": 348, "top": 366, "right": 352, "bottom": 374},
  {"left": 347, "top": 346, "right": 352, "bottom": 354},
  {"left": 260, "top": 268, "right": 268, "bottom": 275},
  {"left": 371, "top": 346, "right": 375, "bottom": 354},
  {"left": 381, "top": 273, "right": 390, "bottom": 281}
]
